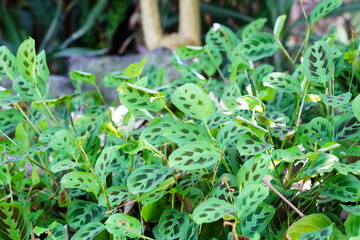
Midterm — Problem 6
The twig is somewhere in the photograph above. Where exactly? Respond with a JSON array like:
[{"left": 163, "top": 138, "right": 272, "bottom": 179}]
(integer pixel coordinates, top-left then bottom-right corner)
[{"left": 262, "top": 179, "right": 305, "bottom": 218}]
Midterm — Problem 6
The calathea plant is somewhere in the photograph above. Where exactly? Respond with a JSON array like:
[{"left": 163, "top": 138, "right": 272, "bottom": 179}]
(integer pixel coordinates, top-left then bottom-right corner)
[{"left": 0, "top": 0, "right": 360, "bottom": 239}]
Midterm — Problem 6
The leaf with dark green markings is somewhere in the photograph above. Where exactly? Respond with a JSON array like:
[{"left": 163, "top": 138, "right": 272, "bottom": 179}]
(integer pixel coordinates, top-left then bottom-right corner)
[
  {"left": 140, "top": 117, "right": 177, "bottom": 146},
  {"left": 127, "top": 165, "right": 173, "bottom": 194},
  {"left": 163, "top": 122, "right": 210, "bottom": 146},
  {"left": 287, "top": 214, "right": 332, "bottom": 240},
  {"left": 0, "top": 46, "right": 18, "bottom": 80},
  {"left": 199, "top": 44, "right": 222, "bottom": 76},
  {"left": 193, "top": 198, "right": 235, "bottom": 224},
  {"left": 241, "top": 18, "right": 267, "bottom": 40},
  {"left": 303, "top": 41, "right": 333, "bottom": 84},
  {"left": 0, "top": 109, "right": 24, "bottom": 135},
  {"left": 98, "top": 186, "right": 132, "bottom": 208},
  {"left": 320, "top": 174, "right": 360, "bottom": 202},
  {"left": 341, "top": 205, "right": 360, "bottom": 216},
  {"left": 220, "top": 83, "right": 242, "bottom": 111},
  {"left": 35, "top": 50, "right": 49, "bottom": 81},
  {"left": 16, "top": 38, "right": 36, "bottom": 82},
  {"left": 175, "top": 46, "right": 204, "bottom": 60},
  {"left": 236, "top": 184, "right": 269, "bottom": 218},
  {"left": 310, "top": 0, "right": 342, "bottom": 26},
  {"left": 205, "top": 23, "right": 237, "bottom": 52},
  {"left": 171, "top": 83, "right": 214, "bottom": 120},
  {"left": 334, "top": 160, "right": 360, "bottom": 175},
  {"left": 334, "top": 115, "right": 360, "bottom": 141},
  {"left": 271, "top": 125, "right": 295, "bottom": 137},
  {"left": 295, "top": 153, "right": 337, "bottom": 180},
  {"left": 239, "top": 33, "right": 279, "bottom": 61},
  {"left": 237, "top": 154, "right": 271, "bottom": 190},
  {"left": 0, "top": 202, "right": 30, "bottom": 240},
  {"left": 61, "top": 171, "right": 100, "bottom": 193},
  {"left": 50, "top": 129, "right": 77, "bottom": 155},
  {"left": 169, "top": 140, "right": 220, "bottom": 171},
  {"left": 158, "top": 209, "right": 190, "bottom": 239},
  {"left": 216, "top": 121, "right": 245, "bottom": 149},
  {"left": 140, "top": 190, "right": 167, "bottom": 206},
  {"left": 272, "top": 146, "right": 305, "bottom": 163},
  {"left": 105, "top": 213, "right": 141, "bottom": 239},
  {"left": 320, "top": 92, "right": 351, "bottom": 107},
  {"left": 66, "top": 200, "right": 105, "bottom": 230},
  {"left": 263, "top": 72, "right": 300, "bottom": 93},
  {"left": 13, "top": 76, "right": 43, "bottom": 101},
  {"left": 51, "top": 159, "right": 83, "bottom": 173},
  {"left": 71, "top": 222, "right": 106, "bottom": 240},
  {"left": 236, "top": 134, "right": 273, "bottom": 156},
  {"left": 206, "top": 112, "right": 232, "bottom": 129}
]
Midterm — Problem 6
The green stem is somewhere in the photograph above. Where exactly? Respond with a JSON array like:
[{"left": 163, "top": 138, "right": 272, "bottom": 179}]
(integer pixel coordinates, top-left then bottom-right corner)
[
  {"left": 34, "top": 85, "right": 60, "bottom": 126},
  {"left": 295, "top": 78, "right": 310, "bottom": 127},
  {"left": 275, "top": 37, "right": 296, "bottom": 66},
  {"left": 94, "top": 84, "right": 107, "bottom": 105}
]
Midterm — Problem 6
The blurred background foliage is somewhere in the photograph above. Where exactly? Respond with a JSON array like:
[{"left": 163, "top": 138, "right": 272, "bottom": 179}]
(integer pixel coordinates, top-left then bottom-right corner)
[{"left": 1, "top": 0, "right": 359, "bottom": 73}]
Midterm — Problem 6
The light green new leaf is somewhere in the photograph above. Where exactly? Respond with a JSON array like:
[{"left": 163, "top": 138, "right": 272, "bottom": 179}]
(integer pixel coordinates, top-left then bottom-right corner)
[
  {"left": 242, "top": 18, "right": 267, "bottom": 40},
  {"left": 320, "top": 92, "right": 351, "bottom": 107},
  {"left": 175, "top": 46, "right": 204, "bottom": 60},
  {"left": 124, "top": 57, "right": 148, "bottom": 78},
  {"left": 345, "top": 213, "right": 360, "bottom": 237},
  {"left": 0, "top": 46, "right": 18, "bottom": 80},
  {"left": 0, "top": 202, "right": 31, "bottom": 240},
  {"left": 303, "top": 41, "right": 334, "bottom": 84},
  {"left": 158, "top": 209, "right": 190, "bottom": 239},
  {"left": 239, "top": 33, "right": 279, "bottom": 61},
  {"left": 69, "top": 70, "right": 96, "bottom": 85},
  {"left": 353, "top": 94, "right": 360, "bottom": 121},
  {"left": 273, "top": 15, "right": 287, "bottom": 38},
  {"left": 118, "top": 82, "right": 164, "bottom": 111},
  {"left": 169, "top": 140, "right": 221, "bottom": 171},
  {"left": 236, "top": 184, "right": 269, "bottom": 219},
  {"left": 310, "top": 0, "right": 343, "bottom": 26},
  {"left": 237, "top": 154, "right": 271, "bottom": 190},
  {"left": 171, "top": 83, "right": 214, "bottom": 120},
  {"left": 127, "top": 165, "right": 173, "bottom": 194},
  {"left": 71, "top": 222, "right": 106, "bottom": 240},
  {"left": 61, "top": 171, "right": 100, "bottom": 193},
  {"left": 193, "top": 198, "right": 235, "bottom": 224},
  {"left": 263, "top": 72, "right": 300, "bottom": 93},
  {"left": 105, "top": 213, "right": 141, "bottom": 239},
  {"left": 66, "top": 200, "right": 105, "bottom": 229},
  {"left": 163, "top": 122, "right": 210, "bottom": 146},
  {"left": 286, "top": 213, "right": 332, "bottom": 240},
  {"left": 16, "top": 38, "right": 37, "bottom": 82},
  {"left": 35, "top": 50, "right": 50, "bottom": 80}
]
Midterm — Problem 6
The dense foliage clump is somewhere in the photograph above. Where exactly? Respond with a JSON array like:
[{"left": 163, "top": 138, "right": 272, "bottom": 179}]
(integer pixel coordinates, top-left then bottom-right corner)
[{"left": 0, "top": 0, "right": 359, "bottom": 239}]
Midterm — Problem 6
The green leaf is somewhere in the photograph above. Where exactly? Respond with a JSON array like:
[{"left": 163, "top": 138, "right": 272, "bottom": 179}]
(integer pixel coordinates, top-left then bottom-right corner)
[
  {"left": 320, "top": 92, "right": 351, "bottom": 107},
  {"left": 237, "top": 154, "right": 271, "bottom": 190},
  {"left": 61, "top": 171, "right": 100, "bottom": 193},
  {"left": 124, "top": 58, "right": 148, "bottom": 78},
  {"left": 69, "top": 70, "right": 96, "bottom": 85},
  {"left": 353, "top": 94, "right": 360, "bottom": 121},
  {"left": 95, "top": 146, "right": 127, "bottom": 184},
  {"left": 98, "top": 186, "right": 132, "bottom": 208},
  {"left": 298, "top": 225, "right": 333, "bottom": 240},
  {"left": 139, "top": 117, "right": 177, "bottom": 146},
  {"left": 320, "top": 174, "right": 360, "bottom": 202},
  {"left": 66, "top": 200, "right": 105, "bottom": 229},
  {"left": 193, "top": 198, "right": 235, "bottom": 224},
  {"left": 105, "top": 213, "right": 141, "bottom": 239},
  {"left": 39, "top": 127, "right": 64, "bottom": 143},
  {"left": 216, "top": 121, "right": 245, "bottom": 149},
  {"left": 169, "top": 140, "right": 221, "bottom": 171},
  {"left": 103, "top": 71, "right": 130, "bottom": 87},
  {"left": 0, "top": 109, "right": 24, "bottom": 135},
  {"left": 271, "top": 125, "right": 295, "bottom": 137},
  {"left": 334, "top": 115, "right": 360, "bottom": 141},
  {"left": 345, "top": 213, "right": 360, "bottom": 237},
  {"left": 175, "top": 46, "right": 204, "bottom": 60},
  {"left": 295, "top": 153, "right": 337, "bottom": 180},
  {"left": 199, "top": 44, "right": 222, "bottom": 76},
  {"left": 127, "top": 165, "right": 173, "bottom": 194},
  {"left": 0, "top": 46, "right": 18, "bottom": 80},
  {"left": 50, "top": 129, "right": 77, "bottom": 156},
  {"left": 118, "top": 82, "right": 164, "bottom": 111},
  {"left": 205, "top": 23, "right": 237, "bottom": 52},
  {"left": 140, "top": 190, "right": 167, "bottom": 206},
  {"left": 71, "top": 222, "right": 106, "bottom": 240},
  {"left": 310, "top": 0, "right": 343, "bottom": 26},
  {"left": 286, "top": 213, "right": 332, "bottom": 240},
  {"left": 206, "top": 112, "right": 232, "bottom": 129},
  {"left": 13, "top": 76, "right": 43, "bottom": 101},
  {"left": 236, "top": 134, "right": 273, "bottom": 156},
  {"left": 220, "top": 83, "right": 242, "bottom": 111},
  {"left": 239, "top": 203, "right": 275, "bottom": 237},
  {"left": 272, "top": 146, "right": 305, "bottom": 163},
  {"left": 242, "top": 18, "right": 267, "bottom": 40},
  {"left": 263, "top": 72, "right": 300, "bottom": 93},
  {"left": 171, "top": 83, "right": 214, "bottom": 120},
  {"left": 16, "top": 38, "right": 37, "bottom": 82},
  {"left": 239, "top": 33, "right": 279, "bottom": 61},
  {"left": 51, "top": 159, "right": 83, "bottom": 173},
  {"left": 341, "top": 205, "right": 360, "bottom": 216},
  {"left": 235, "top": 184, "right": 269, "bottom": 219},
  {"left": 303, "top": 41, "right": 334, "bottom": 84},
  {"left": 0, "top": 202, "right": 30, "bottom": 240},
  {"left": 163, "top": 122, "right": 210, "bottom": 146},
  {"left": 35, "top": 50, "right": 49, "bottom": 81},
  {"left": 158, "top": 209, "right": 190, "bottom": 239},
  {"left": 273, "top": 15, "right": 287, "bottom": 38},
  {"left": 335, "top": 160, "right": 360, "bottom": 175}
]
